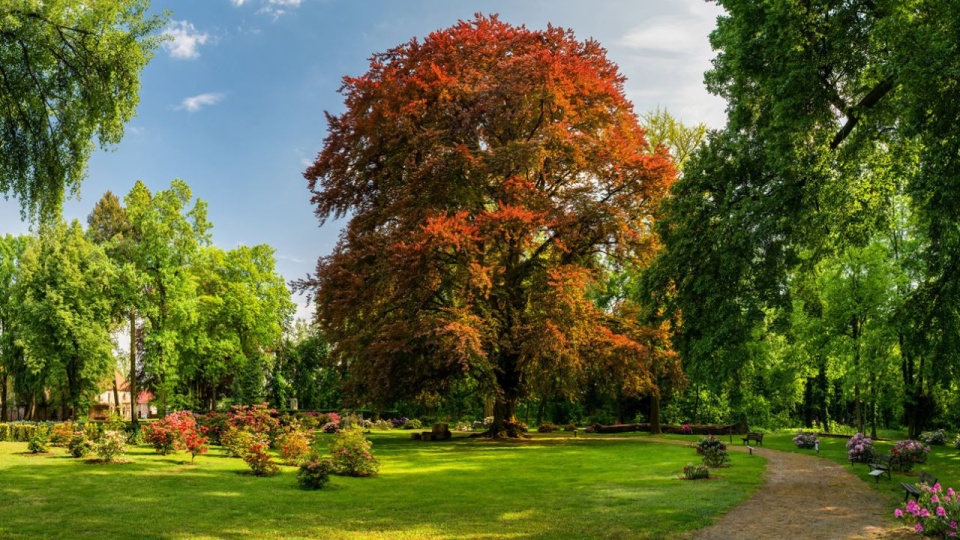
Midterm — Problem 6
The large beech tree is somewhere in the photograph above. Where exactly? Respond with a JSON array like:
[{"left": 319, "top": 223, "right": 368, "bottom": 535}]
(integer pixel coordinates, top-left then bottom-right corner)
[{"left": 301, "top": 15, "right": 675, "bottom": 435}]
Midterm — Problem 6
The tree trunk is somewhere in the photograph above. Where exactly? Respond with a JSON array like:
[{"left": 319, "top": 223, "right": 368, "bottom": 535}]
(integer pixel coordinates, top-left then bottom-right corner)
[
  {"left": 112, "top": 378, "right": 121, "bottom": 417},
  {"left": 0, "top": 371, "right": 7, "bottom": 422},
  {"left": 692, "top": 384, "right": 700, "bottom": 424},
  {"left": 649, "top": 393, "right": 661, "bottom": 435},
  {"left": 130, "top": 311, "right": 139, "bottom": 428}
]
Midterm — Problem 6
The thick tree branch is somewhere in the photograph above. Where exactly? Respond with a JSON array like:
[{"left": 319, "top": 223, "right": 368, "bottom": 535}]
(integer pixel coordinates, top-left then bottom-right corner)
[{"left": 830, "top": 75, "right": 896, "bottom": 149}]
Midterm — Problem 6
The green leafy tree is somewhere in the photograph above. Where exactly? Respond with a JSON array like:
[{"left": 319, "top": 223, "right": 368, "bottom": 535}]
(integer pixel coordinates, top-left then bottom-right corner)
[
  {"left": 656, "top": 0, "right": 960, "bottom": 434},
  {"left": 0, "top": 0, "right": 166, "bottom": 219},
  {"left": 12, "top": 221, "right": 115, "bottom": 418},
  {"left": 124, "top": 180, "right": 210, "bottom": 416},
  {"left": 181, "top": 244, "right": 294, "bottom": 409},
  {"left": 0, "top": 234, "right": 28, "bottom": 421}
]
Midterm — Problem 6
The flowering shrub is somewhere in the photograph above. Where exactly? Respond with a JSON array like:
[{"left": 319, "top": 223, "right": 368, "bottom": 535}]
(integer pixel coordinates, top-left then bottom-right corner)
[
  {"left": 144, "top": 420, "right": 180, "bottom": 455},
  {"left": 696, "top": 436, "right": 730, "bottom": 467},
  {"left": 49, "top": 422, "right": 76, "bottom": 446},
  {"left": 391, "top": 417, "right": 408, "bottom": 428},
  {"left": 537, "top": 422, "right": 558, "bottom": 433},
  {"left": 682, "top": 464, "right": 710, "bottom": 480},
  {"left": 228, "top": 403, "right": 279, "bottom": 443},
  {"left": 893, "top": 439, "right": 931, "bottom": 472},
  {"left": 403, "top": 419, "right": 423, "bottom": 430},
  {"left": 221, "top": 426, "right": 257, "bottom": 458},
  {"left": 243, "top": 440, "right": 279, "bottom": 476},
  {"left": 894, "top": 482, "right": 960, "bottom": 537},
  {"left": 372, "top": 419, "right": 393, "bottom": 431},
  {"left": 793, "top": 431, "right": 819, "bottom": 449},
  {"left": 846, "top": 433, "right": 874, "bottom": 463},
  {"left": 27, "top": 428, "right": 49, "bottom": 454},
  {"left": 681, "top": 424, "right": 693, "bottom": 435},
  {"left": 277, "top": 428, "right": 311, "bottom": 466},
  {"left": 68, "top": 432, "right": 94, "bottom": 458},
  {"left": 321, "top": 422, "right": 340, "bottom": 434},
  {"left": 96, "top": 430, "right": 127, "bottom": 462},
  {"left": 564, "top": 423, "right": 577, "bottom": 432},
  {"left": 297, "top": 457, "right": 335, "bottom": 490},
  {"left": 144, "top": 411, "right": 207, "bottom": 461},
  {"left": 920, "top": 429, "right": 947, "bottom": 446},
  {"left": 329, "top": 426, "right": 380, "bottom": 477},
  {"left": 454, "top": 421, "right": 472, "bottom": 432},
  {"left": 183, "top": 429, "right": 209, "bottom": 463},
  {"left": 196, "top": 412, "right": 229, "bottom": 445}
]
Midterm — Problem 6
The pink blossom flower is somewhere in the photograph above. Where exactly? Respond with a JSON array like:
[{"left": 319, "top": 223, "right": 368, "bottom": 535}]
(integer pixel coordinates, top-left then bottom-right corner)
[
  {"left": 921, "top": 509, "right": 931, "bottom": 518},
  {"left": 938, "top": 507, "right": 947, "bottom": 517},
  {"left": 934, "top": 495, "right": 941, "bottom": 503},
  {"left": 916, "top": 524, "right": 924, "bottom": 533},
  {"left": 894, "top": 508, "right": 903, "bottom": 518}
]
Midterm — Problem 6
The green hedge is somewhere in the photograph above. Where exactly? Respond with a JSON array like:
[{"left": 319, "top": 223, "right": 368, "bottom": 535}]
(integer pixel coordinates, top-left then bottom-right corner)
[{"left": 0, "top": 421, "right": 105, "bottom": 442}]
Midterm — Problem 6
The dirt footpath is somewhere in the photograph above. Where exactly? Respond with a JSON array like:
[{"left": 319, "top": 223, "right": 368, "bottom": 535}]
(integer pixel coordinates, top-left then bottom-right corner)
[{"left": 681, "top": 444, "right": 913, "bottom": 540}]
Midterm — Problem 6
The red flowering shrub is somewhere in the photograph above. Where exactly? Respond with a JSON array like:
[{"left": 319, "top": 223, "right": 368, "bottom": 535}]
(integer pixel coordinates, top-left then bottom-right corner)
[
  {"left": 243, "top": 440, "right": 279, "bottom": 476},
  {"left": 144, "top": 411, "right": 208, "bottom": 462},
  {"left": 228, "top": 403, "right": 279, "bottom": 444}
]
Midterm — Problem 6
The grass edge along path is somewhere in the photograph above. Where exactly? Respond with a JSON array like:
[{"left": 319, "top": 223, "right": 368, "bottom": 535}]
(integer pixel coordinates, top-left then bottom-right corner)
[{"left": 0, "top": 432, "right": 765, "bottom": 540}]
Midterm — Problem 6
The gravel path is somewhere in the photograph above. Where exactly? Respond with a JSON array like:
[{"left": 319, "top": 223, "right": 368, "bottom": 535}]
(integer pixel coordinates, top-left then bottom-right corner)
[
  {"left": 624, "top": 437, "right": 914, "bottom": 539},
  {"left": 690, "top": 444, "right": 899, "bottom": 539}
]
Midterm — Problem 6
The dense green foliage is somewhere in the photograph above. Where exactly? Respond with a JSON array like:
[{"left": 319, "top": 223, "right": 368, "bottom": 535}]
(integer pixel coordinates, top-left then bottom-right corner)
[
  {"left": 0, "top": 180, "right": 295, "bottom": 420},
  {"left": 648, "top": 0, "right": 960, "bottom": 436},
  {"left": 0, "top": 0, "right": 166, "bottom": 219}
]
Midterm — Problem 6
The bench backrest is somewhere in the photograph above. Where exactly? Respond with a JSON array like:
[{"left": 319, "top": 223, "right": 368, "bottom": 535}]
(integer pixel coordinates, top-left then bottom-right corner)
[{"left": 919, "top": 472, "right": 938, "bottom": 486}]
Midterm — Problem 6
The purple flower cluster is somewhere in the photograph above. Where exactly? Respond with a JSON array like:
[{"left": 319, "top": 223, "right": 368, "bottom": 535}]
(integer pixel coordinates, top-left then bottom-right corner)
[{"left": 846, "top": 432, "right": 873, "bottom": 463}]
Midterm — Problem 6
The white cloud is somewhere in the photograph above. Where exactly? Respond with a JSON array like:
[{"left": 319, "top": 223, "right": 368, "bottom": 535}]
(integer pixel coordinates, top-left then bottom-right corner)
[
  {"left": 231, "top": 0, "right": 303, "bottom": 19},
  {"left": 162, "top": 21, "right": 210, "bottom": 60},
  {"left": 173, "top": 92, "right": 225, "bottom": 113}
]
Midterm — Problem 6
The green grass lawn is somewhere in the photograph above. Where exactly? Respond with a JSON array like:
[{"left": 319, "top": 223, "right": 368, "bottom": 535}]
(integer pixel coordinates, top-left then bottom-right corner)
[{"left": 0, "top": 432, "right": 764, "bottom": 540}]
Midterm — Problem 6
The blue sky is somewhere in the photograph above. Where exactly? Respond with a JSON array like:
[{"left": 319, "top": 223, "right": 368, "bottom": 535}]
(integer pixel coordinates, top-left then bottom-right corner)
[{"left": 0, "top": 0, "right": 726, "bottom": 320}]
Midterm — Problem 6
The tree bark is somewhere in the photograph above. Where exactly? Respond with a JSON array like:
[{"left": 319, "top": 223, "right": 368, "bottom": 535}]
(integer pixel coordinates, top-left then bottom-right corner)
[
  {"left": 649, "top": 393, "right": 661, "bottom": 435},
  {"left": 129, "top": 310, "right": 139, "bottom": 428},
  {"left": 0, "top": 371, "right": 7, "bottom": 422}
]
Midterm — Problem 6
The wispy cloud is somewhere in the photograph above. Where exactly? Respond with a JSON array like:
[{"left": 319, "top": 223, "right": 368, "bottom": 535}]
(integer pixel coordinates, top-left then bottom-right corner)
[
  {"left": 232, "top": 0, "right": 303, "bottom": 19},
  {"left": 173, "top": 92, "right": 225, "bottom": 112},
  {"left": 162, "top": 21, "right": 211, "bottom": 60}
]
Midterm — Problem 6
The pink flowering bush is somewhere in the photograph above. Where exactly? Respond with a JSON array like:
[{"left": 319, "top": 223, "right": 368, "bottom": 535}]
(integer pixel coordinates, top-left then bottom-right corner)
[
  {"left": 846, "top": 433, "right": 874, "bottom": 463},
  {"left": 695, "top": 435, "right": 730, "bottom": 467},
  {"left": 893, "top": 439, "right": 931, "bottom": 472},
  {"left": 329, "top": 426, "right": 380, "bottom": 477},
  {"left": 681, "top": 424, "right": 693, "bottom": 435},
  {"left": 895, "top": 482, "right": 960, "bottom": 537}
]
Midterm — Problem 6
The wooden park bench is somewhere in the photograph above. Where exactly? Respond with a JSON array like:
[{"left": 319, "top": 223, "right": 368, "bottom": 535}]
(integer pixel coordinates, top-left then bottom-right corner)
[
  {"left": 867, "top": 454, "right": 894, "bottom": 484},
  {"left": 902, "top": 472, "right": 938, "bottom": 502},
  {"left": 741, "top": 432, "right": 764, "bottom": 446}
]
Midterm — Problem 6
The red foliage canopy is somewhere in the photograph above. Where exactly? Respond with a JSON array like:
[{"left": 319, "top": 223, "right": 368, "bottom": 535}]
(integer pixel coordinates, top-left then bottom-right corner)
[{"left": 301, "top": 14, "right": 676, "bottom": 431}]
